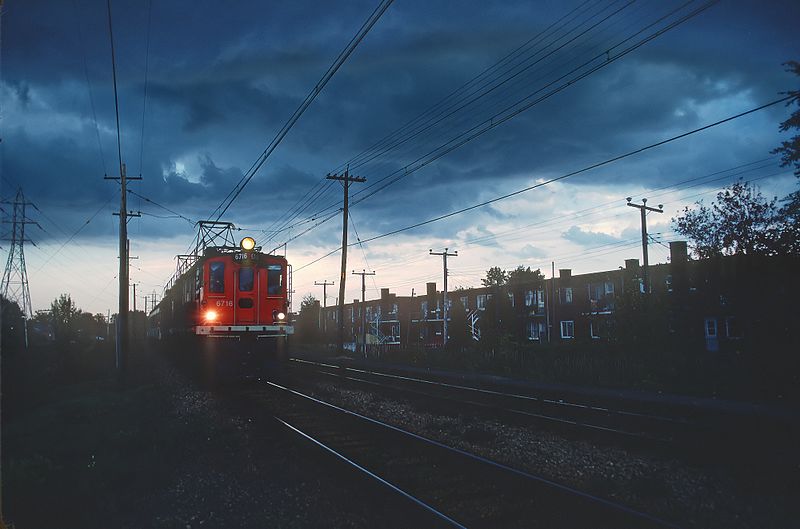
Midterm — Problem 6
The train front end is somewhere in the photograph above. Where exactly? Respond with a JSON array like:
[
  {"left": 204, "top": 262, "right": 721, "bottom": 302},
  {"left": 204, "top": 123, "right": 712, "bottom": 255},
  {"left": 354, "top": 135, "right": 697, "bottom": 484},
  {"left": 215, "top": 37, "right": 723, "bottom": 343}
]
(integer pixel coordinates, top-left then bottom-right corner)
[{"left": 195, "top": 237, "right": 293, "bottom": 341}]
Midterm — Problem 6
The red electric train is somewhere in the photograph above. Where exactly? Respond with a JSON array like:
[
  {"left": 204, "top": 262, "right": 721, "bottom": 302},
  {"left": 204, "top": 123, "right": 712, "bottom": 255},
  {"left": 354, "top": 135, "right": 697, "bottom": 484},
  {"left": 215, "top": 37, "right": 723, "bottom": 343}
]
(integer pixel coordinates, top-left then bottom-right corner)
[{"left": 147, "top": 236, "right": 293, "bottom": 351}]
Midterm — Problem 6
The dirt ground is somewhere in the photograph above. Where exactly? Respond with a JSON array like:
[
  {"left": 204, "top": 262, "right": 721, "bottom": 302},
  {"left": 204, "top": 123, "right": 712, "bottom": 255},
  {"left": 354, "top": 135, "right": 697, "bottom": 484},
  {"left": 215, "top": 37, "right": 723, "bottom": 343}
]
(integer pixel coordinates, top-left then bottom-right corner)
[{"left": 1, "top": 343, "right": 415, "bottom": 529}]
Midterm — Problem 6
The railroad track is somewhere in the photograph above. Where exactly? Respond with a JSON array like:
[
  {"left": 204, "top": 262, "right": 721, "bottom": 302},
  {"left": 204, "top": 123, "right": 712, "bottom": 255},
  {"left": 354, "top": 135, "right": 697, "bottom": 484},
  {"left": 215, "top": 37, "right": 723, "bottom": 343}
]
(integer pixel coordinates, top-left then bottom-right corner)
[
  {"left": 288, "top": 358, "right": 695, "bottom": 446},
  {"left": 259, "top": 378, "right": 680, "bottom": 529}
]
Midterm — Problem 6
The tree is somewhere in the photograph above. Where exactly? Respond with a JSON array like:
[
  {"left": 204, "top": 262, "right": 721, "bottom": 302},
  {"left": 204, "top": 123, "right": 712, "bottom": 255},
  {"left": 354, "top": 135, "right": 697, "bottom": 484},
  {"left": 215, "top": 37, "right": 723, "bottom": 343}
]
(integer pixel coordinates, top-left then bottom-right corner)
[
  {"left": 672, "top": 180, "right": 787, "bottom": 258},
  {"left": 481, "top": 266, "right": 508, "bottom": 287},
  {"left": 507, "top": 265, "right": 545, "bottom": 286},
  {"left": 300, "top": 294, "right": 318, "bottom": 311},
  {"left": 771, "top": 61, "right": 800, "bottom": 254},
  {"left": 296, "top": 294, "right": 321, "bottom": 344},
  {"left": 772, "top": 61, "right": 800, "bottom": 177},
  {"left": 50, "top": 293, "right": 79, "bottom": 343},
  {"left": 1, "top": 295, "right": 25, "bottom": 350}
]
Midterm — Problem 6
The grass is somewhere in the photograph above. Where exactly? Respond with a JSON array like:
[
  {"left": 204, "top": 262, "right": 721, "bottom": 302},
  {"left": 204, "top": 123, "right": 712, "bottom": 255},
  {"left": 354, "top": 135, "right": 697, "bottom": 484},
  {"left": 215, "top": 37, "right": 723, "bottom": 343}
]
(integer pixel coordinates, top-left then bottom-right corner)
[{"left": 1, "top": 342, "right": 203, "bottom": 528}]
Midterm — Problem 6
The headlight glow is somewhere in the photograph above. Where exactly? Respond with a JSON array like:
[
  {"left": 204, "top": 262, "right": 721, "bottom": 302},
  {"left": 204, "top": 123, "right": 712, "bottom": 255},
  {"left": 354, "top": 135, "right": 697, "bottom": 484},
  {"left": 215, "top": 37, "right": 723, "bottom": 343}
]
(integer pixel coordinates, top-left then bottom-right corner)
[
  {"left": 205, "top": 310, "right": 218, "bottom": 322},
  {"left": 277, "top": 312, "right": 286, "bottom": 320},
  {"left": 240, "top": 237, "right": 256, "bottom": 251}
]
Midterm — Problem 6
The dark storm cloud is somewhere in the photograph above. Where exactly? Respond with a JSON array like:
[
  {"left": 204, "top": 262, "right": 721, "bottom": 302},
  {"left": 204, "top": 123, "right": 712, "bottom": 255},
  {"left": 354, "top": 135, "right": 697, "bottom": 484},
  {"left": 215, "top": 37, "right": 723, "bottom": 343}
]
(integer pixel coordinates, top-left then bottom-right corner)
[{"left": 4, "top": 0, "right": 799, "bottom": 253}]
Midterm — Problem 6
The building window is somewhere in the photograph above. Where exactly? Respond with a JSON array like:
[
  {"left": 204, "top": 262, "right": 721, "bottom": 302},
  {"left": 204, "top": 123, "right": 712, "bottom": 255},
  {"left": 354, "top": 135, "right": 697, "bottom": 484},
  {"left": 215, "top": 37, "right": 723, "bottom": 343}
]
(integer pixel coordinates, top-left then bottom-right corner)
[
  {"left": 537, "top": 290, "right": 545, "bottom": 311},
  {"left": 525, "top": 290, "right": 534, "bottom": 307},
  {"left": 560, "top": 320, "right": 574, "bottom": 339},
  {"left": 349, "top": 307, "right": 354, "bottom": 323},
  {"left": 705, "top": 318, "right": 717, "bottom": 338},
  {"left": 477, "top": 294, "right": 487, "bottom": 310},
  {"left": 460, "top": 296, "right": 469, "bottom": 310},
  {"left": 421, "top": 301, "right": 428, "bottom": 317},
  {"left": 564, "top": 287, "right": 573, "bottom": 304},
  {"left": 526, "top": 321, "right": 540, "bottom": 341},
  {"left": 508, "top": 292, "right": 514, "bottom": 307},
  {"left": 590, "top": 322, "right": 601, "bottom": 339},
  {"left": 391, "top": 303, "right": 398, "bottom": 314},
  {"left": 209, "top": 261, "right": 225, "bottom": 293},
  {"left": 665, "top": 275, "right": 673, "bottom": 292}
]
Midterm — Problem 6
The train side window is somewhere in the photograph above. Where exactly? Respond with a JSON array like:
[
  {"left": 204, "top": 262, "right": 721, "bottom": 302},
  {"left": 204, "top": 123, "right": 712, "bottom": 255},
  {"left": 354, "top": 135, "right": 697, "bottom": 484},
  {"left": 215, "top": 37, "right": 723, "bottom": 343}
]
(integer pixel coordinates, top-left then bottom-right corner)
[
  {"left": 209, "top": 262, "right": 225, "bottom": 293},
  {"left": 239, "top": 267, "right": 254, "bottom": 292},
  {"left": 267, "top": 264, "right": 283, "bottom": 295}
]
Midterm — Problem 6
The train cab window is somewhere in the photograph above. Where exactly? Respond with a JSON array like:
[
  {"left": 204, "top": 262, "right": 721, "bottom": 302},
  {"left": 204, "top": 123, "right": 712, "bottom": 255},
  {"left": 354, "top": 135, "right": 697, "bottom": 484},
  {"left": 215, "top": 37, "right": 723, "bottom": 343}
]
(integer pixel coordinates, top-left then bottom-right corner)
[
  {"left": 209, "top": 262, "right": 225, "bottom": 293},
  {"left": 239, "top": 267, "right": 254, "bottom": 292},
  {"left": 267, "top": 264, "right": 283, "bottom": 296}
]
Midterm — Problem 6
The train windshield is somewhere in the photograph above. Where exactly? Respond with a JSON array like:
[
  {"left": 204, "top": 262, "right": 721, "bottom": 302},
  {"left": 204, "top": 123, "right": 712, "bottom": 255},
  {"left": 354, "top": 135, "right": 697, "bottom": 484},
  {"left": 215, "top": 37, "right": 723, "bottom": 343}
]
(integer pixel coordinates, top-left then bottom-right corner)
[
  {"left": 267, "top": 264, "right": 283, "bottom": 295},
  {"left": 239, "top": 267, "right": 254, "bottom": 292},
  {"left": 209, "top": 261, "right": 225, "bottom": 293}
]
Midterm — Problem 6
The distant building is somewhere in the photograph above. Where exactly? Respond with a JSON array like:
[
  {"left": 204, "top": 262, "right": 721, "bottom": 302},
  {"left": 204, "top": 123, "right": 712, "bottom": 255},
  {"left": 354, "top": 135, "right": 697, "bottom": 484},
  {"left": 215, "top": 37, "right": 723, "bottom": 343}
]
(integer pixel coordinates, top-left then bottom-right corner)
[{"left": 318, "top": 241, "right": 799, "bottom": 354}]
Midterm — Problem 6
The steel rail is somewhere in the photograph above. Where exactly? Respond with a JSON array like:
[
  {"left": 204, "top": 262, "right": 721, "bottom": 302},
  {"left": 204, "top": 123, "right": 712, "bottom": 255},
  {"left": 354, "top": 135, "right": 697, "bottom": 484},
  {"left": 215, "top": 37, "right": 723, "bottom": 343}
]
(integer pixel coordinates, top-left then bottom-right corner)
[
  {"left": 311, "top": 368, "right": 667, "bottom": 442},
  {"left": 266, "top": 380, "right": 682, "bottom": 529},
  {"left": 290, "top": 358, "right": 690, "bottom": 426},
  {"left": 276, "top": 416, "right": 467, "bottom": 528}
]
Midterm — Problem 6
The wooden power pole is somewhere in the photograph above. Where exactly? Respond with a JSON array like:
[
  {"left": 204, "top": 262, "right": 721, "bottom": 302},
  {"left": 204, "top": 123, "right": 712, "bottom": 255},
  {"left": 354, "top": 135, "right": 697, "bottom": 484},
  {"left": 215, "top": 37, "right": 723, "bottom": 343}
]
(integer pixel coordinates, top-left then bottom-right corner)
[
  {"left": 429, "top": 248, "right": 457, "bottom": 348},
  {"left": 314, "top": 280, "right": 334, "bottom": 332},
  {"left": 352, "top": 269, "right": 375, "bottom": 356},
  {"left": 326, "top": 168, "right": 365, "bottom": 353},
  {"left": 626, "top": 197, "right": 663, "bottom": 294}
]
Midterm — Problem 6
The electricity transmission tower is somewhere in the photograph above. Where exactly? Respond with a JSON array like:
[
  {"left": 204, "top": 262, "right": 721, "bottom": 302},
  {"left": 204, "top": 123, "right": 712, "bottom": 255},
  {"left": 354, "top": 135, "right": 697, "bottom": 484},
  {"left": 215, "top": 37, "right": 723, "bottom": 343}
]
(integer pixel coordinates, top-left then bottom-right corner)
[{"left": 1, "top": 188, "right": 39, "bottom": 320}]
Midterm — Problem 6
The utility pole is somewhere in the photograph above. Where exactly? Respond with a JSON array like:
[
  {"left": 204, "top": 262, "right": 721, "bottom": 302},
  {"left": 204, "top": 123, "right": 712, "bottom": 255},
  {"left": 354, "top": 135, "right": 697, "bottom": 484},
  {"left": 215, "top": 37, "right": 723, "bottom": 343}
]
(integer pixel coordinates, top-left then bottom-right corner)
[
  {"left": 626, "top": 197, "right": 663, "bottom": 294},
  {"left": 326, "top": 167, "right": 365, "bottom": 353},
  {"left": 429, "top": 248, "right": 457, "bottom": 348},
  {"left": 106, "top": 164, "right": 141, "bottom": 374},
  {"left": 314, "top": 280, "right": 334, "bottom": 333},
  {"left": 352, "top": 270, "right": 375, "bottom": 357},
  {"left": 144, "top": 295, "right": 148, "bottom": 314},
  {"left": 132, "top": 283, "right": 137, "bottom": 312},
  {"left": 548, "top": 261, "right": 554, "bottom": 343}
]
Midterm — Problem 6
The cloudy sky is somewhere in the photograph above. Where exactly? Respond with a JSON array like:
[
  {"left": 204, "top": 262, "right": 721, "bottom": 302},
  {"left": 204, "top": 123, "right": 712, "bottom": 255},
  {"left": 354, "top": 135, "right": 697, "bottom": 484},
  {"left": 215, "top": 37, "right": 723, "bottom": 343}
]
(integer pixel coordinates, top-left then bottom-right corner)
[{"left": 2, "top": 0, "right": 798, "bottom": 315}]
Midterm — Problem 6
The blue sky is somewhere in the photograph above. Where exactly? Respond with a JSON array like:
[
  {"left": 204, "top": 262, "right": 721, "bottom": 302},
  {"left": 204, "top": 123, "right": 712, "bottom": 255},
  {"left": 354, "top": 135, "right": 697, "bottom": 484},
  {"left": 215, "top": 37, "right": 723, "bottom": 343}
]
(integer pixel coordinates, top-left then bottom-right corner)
[{"left": 2, "top": 0, "right": 798, "bottom": 314}]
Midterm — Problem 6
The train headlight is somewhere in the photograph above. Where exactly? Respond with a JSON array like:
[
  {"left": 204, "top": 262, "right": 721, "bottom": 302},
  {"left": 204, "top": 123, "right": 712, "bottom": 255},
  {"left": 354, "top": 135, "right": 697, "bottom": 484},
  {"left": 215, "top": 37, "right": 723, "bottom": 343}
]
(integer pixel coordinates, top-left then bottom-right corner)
[
  {"left": 205, "top": 310, "right": 218, "bottom": 322},
  {"left": 240, "top": 237, "right": 256, "bottom": 251},
  {"left": 277, "top": 312, "right": 286, "bottom": 321}
]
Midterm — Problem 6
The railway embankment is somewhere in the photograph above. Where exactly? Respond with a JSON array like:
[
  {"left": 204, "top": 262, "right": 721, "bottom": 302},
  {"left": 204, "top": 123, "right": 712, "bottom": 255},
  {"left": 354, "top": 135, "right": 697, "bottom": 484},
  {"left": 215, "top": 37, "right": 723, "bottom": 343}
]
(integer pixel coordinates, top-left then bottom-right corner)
[{"left": 1, "top": 342, "right": 397, "bottom": 528}]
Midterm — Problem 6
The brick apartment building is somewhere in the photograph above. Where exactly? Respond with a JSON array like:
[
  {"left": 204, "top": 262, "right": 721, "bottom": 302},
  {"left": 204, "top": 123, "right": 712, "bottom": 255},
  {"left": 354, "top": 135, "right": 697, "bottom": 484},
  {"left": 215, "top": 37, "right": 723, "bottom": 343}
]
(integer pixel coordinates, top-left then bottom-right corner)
[{"left": 317, "top": 241, "right": 798, "bottom": 354}]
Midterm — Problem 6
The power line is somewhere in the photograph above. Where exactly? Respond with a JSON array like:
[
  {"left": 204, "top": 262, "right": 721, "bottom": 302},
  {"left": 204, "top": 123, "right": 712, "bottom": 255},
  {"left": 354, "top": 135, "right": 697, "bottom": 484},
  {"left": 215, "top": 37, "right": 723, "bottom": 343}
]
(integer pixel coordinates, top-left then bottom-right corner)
[
  {"left": 209, "top": 0, "right": 395, "bottom": 222},
  {"left": 139, "top": 0, "right": 154, "bottom": 174},
  {"left": 274, "top": 0, "right": 718, "bottom": 242},
  {"left": 128, "top": 189, "right": 194, "bottom": 225},
  {"left": 267, "top": 0, "right": 633, "bottom": 235},
  {"left": 292, "top": 95, "right": 791, "bottom": 273},
  {"left": 266, "top": 0, "right": 604, "bottom": 237},
  {"left": 72, "top": 0, "right": 107, "bottom": 174}
]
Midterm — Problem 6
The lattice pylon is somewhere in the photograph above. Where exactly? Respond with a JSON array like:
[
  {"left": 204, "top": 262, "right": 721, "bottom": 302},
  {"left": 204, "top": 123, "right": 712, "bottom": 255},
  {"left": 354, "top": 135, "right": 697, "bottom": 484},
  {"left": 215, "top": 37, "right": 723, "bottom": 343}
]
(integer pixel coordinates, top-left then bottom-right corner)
[{"left": 1, "top": 187, "right": 37, "bottom": 318}]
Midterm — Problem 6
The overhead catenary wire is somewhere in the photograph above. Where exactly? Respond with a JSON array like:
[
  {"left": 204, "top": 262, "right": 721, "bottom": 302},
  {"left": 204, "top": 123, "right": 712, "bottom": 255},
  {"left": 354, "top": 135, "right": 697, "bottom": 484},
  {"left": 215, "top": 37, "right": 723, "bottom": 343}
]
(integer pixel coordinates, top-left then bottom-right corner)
[
  {"left": 271, "top": 0, "right": 718, "bottom": 240},
  {"left": 72, "top": 0, "right": 107, "bottom": 175},
  {"left": 263, "top": 0, "right": 607, "bottom": 239},
  {"left": 263, "top": 0, "right": 633, "bottom": 237},
  {"left": 292, "top": 95, "right": 792, "bottom": 274},
  {"left": 209, "top": 0, "right": 395, "bottom": 222},
  {"left": 139, "top": 0, "right": 154, "bottom": 175},
  {"left": 127, "top": 189, "right": 194, "bottom": 225}
]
